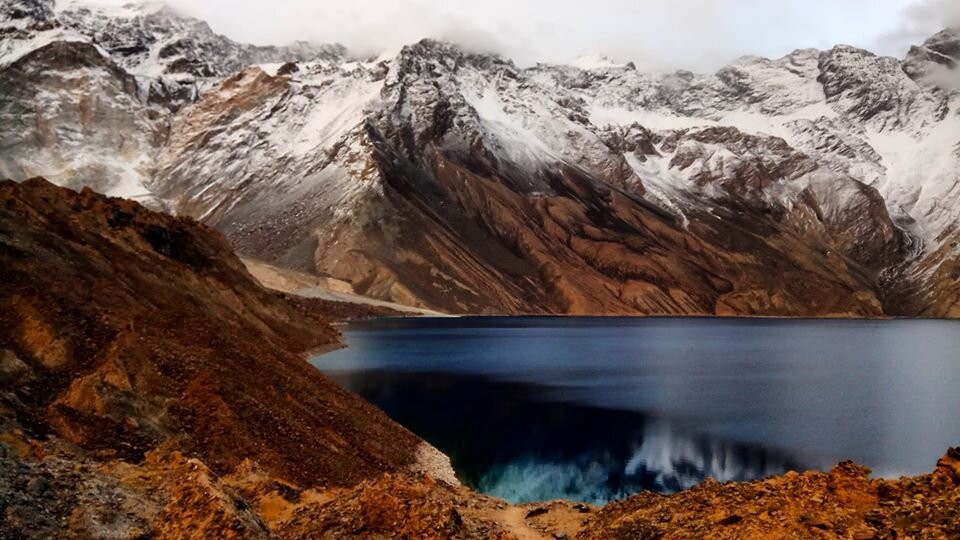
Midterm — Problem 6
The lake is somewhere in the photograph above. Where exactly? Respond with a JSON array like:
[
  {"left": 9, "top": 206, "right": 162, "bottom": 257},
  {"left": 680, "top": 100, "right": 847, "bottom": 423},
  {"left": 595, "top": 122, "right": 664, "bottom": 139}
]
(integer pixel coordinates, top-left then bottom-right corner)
[{"left": 310, "top": 317, "right": 960, "bottom": 504}]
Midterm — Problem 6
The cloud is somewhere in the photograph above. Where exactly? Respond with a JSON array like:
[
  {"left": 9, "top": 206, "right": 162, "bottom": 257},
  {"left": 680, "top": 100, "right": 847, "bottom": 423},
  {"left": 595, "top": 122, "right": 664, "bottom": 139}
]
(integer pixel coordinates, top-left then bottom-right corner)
[
  {"left": 878, "top": 0, "right": 960, "bottom": 53},
  {"left": 95, "top": 0, "right": 947, "bottom": 70},
  {"left": 922, "top": 63, "right": 960, "bottom": 91},
  {"left": 876, "top": 0, "right": 960, "bottom": 91},
  {"left": 903, "top": 0, "right": 960, "bottom": 30},
  {"left": 162, "top": 0, "right": 530, "bottom": 61}
]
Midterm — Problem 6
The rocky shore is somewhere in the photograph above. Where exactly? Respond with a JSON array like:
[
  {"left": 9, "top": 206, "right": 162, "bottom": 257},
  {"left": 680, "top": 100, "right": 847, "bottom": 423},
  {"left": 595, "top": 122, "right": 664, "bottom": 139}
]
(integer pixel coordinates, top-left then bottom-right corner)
[{"left": 1, "top": 179, "right": 958, "bottom": 539}]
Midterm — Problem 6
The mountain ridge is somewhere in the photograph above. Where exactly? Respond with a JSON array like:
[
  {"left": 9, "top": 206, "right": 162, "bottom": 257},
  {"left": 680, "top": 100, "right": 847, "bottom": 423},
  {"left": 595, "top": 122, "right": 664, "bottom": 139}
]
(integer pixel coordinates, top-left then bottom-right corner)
[{"left": 2, "top": 0, "right": 959, "bottom": 316}]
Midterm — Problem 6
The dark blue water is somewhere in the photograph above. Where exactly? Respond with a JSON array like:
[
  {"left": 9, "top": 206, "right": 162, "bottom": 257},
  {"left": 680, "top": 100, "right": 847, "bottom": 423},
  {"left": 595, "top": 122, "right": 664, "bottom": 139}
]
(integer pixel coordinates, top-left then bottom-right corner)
[{"left": 310, "top": 317, "right": 960, "bottom": 504}]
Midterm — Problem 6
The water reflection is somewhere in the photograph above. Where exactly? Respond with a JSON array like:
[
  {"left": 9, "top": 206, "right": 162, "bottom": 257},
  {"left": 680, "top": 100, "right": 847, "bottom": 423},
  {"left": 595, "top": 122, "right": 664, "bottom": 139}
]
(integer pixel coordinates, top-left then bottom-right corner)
[
  {"left": 328, "top": 370, "right": 804, "bottom": 503},
  {"left": 479, "top": 421, "right": 802, "bottom": 503}
]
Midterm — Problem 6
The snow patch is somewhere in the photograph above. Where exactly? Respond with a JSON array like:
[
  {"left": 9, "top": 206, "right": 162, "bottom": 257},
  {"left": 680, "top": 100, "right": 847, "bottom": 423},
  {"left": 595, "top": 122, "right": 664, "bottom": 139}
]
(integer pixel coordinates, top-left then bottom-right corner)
[
  {"left": 589, "top": 106, "right": 710, "bottom": 131},
  {"left": 864, "top": 106, "right": 960, "bottom": 244},
  {"left": 0, "top": 28, "right": 92, "bottom": 67},
  {"left": 465, "top": 85, "right": 565, "bottom": 169},
  {"left": 569, "top": 54, "right": 625, "bottom": 70},
  {"left": 624, "top": 153, "right": 690, "bottom": 228}
]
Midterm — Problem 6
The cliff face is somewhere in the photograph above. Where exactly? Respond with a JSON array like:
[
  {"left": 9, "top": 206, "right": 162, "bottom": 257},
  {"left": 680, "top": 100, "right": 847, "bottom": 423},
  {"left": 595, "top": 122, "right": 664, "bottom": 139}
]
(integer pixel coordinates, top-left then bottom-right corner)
[
  {"left": 2, "top": 1, "right": 959, "bottom": 316},
  {"left": 0, "top": 178, "right": 434, "bottom": 490}
]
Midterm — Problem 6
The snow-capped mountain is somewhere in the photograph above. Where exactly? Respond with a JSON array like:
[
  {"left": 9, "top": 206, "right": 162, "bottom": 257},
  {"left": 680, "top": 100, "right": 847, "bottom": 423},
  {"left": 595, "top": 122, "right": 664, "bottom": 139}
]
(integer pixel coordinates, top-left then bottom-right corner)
[
  {"left": 2, "top": 0, "right": 959, "bottom": 316},
  {"left": 56, "top": 0, "right": 344, "bottom": 107}
]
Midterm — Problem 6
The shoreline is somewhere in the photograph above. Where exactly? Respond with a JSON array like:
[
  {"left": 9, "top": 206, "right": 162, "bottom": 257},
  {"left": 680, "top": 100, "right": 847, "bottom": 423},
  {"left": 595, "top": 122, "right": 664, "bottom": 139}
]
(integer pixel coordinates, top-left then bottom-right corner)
[
  {"left": 303, "top": 340, "right": 347, "bottom": 358},
  {"left": 333, "top": 313, "right": 959, "bottom": 325}
]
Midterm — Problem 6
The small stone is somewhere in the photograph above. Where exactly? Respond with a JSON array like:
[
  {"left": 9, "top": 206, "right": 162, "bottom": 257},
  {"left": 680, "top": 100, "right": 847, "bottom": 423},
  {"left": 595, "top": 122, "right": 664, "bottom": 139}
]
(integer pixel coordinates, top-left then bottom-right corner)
[
  {"left": 804, "top": 516, "right": 832, "bottom": 530},
  {"left": 719, "top": 514, "right": 742, "bottom": 525},
  {"left": 26, "top": 477, "right": 50, "bottom": 495},
  {"left": 525, "top": 507, "right": 548, "bottom": 519},
  {"left": 864, "top": 510, "right": 884, "bottom": 526}
]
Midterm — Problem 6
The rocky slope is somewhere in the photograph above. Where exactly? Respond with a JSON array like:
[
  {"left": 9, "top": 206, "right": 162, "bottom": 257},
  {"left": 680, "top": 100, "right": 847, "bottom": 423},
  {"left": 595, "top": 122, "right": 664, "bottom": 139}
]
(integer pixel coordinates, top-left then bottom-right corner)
[
  {"left": 2, "top": 0, "right": 959, "bottom": 315},
  {"left": 0, "top": 178, "right": 450, "bottom": 494},
  {"left": 2, "top": 178, "right": 959, "bottom": 539}
]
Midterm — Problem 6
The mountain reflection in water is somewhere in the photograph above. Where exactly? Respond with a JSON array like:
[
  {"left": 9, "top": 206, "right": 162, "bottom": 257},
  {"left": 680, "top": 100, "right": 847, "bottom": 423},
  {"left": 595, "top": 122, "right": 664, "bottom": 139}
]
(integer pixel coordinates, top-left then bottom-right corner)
[{"left": 328, "top": 371, "right": 803, "bottom": 504}]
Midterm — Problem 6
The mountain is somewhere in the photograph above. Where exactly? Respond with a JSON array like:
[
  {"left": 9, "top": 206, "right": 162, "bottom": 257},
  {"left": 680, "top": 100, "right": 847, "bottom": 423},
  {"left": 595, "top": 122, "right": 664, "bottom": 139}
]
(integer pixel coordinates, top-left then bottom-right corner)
[
  {"left": 0, "top": 0, "right": 342, "bottom": 208},
  {"left": 2, "top": 0, "right": 959, "bottom": 316}
]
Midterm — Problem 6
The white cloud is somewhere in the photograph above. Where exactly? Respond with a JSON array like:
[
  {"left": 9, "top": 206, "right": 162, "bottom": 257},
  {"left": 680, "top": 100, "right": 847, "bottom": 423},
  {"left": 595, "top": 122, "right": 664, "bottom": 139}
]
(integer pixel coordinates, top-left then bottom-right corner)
[
  {"left": 876, "top": 0, "right": 960, "bottom": 91},
  {"left": 92, "top": 0, "right": 957, "bottom": 70},
  {"left": 923, "top": 64, "right": 960, "bottom": 91},
  {"left": 878, "top": 0, "right": 960, "bottom": 52}
]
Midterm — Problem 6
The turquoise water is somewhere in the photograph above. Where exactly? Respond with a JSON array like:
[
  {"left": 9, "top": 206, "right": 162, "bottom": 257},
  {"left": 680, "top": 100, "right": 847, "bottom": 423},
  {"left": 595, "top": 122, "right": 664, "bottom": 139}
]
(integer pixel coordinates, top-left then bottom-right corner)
[{"left": 311, "top": 317, "right": 960, "bottom": 503}]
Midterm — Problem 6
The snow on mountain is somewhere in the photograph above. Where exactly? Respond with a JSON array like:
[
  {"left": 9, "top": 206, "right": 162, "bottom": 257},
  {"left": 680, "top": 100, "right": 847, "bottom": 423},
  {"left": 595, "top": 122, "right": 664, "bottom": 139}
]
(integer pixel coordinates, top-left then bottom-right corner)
[
  {"left": 0, "top": 0, "right": 345, "bottom": 205},
  {"left": 2, "top": 0, "right": 959, "bottom": 315},
  {"left": 1, "top": 0, "right": 54, "bottom": 26},
  {"left": 0, "top": 0, "right": 86, "bottom": 66},
  {"left": 54, "top": 0, "right": 346, "bottom": 108},
  {"left": 550, "top": 45, "right": 959, "bottom": 247},
  {"left": 0, "top": 0, "right": 165, "bottom": 204}
]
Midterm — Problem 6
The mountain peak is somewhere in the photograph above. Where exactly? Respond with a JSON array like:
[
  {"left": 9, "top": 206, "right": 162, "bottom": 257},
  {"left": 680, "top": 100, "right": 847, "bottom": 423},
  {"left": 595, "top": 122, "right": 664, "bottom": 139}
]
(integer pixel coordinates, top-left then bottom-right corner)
[
  {"left": 57, "top": 0, "right": 171, "bottom": 17},
  {"left": 902, "top": 27, "right": 960, "bottom": 89},
  {"left": 919, "top": 27, "right": 960, "bottom": 62},
  {"left": 401, "top": 38, "right": 506, "bottom": 61},
  {"left": 393, "top": 38, "right": 515, "bottom": 75}
]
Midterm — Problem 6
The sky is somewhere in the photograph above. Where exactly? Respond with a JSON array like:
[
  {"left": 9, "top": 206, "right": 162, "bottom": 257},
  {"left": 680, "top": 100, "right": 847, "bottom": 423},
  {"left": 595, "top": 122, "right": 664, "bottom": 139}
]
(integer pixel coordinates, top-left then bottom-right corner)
[{"left": 122, "top": 0, "right": 960, "bottom": 70}]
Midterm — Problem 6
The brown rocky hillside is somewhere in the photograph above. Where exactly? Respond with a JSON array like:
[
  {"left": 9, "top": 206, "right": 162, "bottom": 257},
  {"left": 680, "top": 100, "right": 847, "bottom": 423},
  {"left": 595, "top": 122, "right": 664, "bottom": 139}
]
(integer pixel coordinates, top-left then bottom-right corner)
[{"left": 0, "top": 177, "right": 438, "bottom": 489}]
